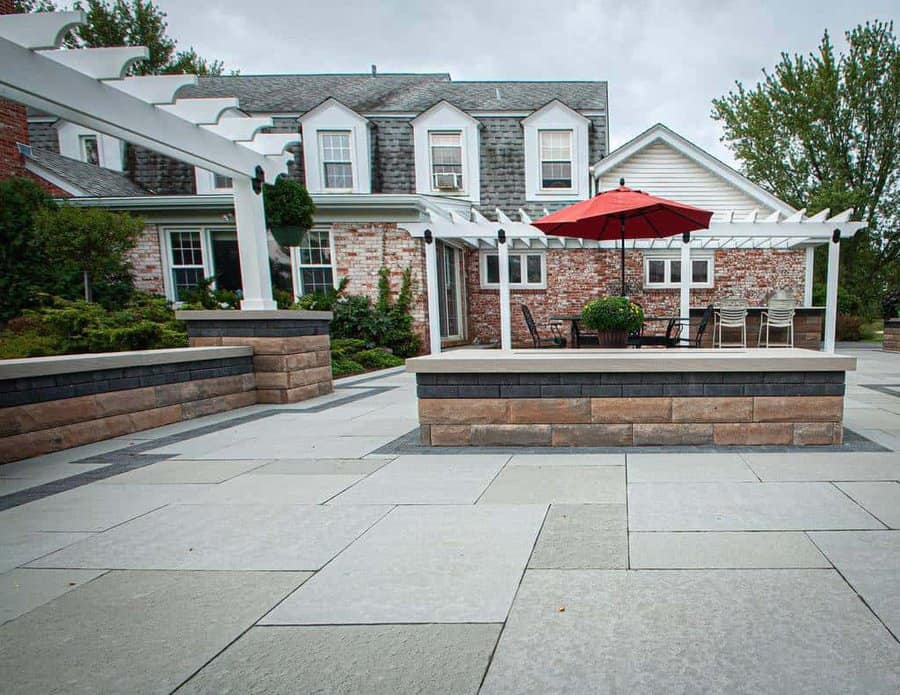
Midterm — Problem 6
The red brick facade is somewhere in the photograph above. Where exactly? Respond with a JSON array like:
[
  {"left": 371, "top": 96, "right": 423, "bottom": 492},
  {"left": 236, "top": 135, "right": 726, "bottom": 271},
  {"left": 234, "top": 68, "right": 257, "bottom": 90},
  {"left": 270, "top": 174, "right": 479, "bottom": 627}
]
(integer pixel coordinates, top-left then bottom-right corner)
[{"left": 129, "top": 225, "right": 166, "bottom": 295}]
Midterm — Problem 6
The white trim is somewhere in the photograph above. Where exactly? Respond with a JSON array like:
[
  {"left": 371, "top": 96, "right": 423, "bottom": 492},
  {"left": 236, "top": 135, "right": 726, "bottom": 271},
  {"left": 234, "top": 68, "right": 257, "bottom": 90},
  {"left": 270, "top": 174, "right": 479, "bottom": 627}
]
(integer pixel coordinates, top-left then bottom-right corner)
[
  {"left": 523, "top": 100, "right": 589, "bottom": 202},
  {"left": 412, "top": 101, "right": 480, "bottom": 204},
  {"left": 479, "top": 249, "right": 547, "bottom": 290},
  {"left": 592, "top": 123, "right": 795, "bottom": 216},
  {"left": 804, "top": 246, "right": 815, "bottom": 306},
  {"left": 56, "top": 120, "right": 124, "bottom": 171},
  {"left": 294, "top": 226, "right": 338, "bottom": 295},
  {"left": 643, "top": 249, "right": 714, "bottom": 289},
  {"left": 299, "top": 98, "right": 371, "bottom": 194},
  {"left": 194, "top": 167, "right": 234, "bottom": 194},
  {"left": 318, "top": 130, "right": 354, "bottom": 192}
]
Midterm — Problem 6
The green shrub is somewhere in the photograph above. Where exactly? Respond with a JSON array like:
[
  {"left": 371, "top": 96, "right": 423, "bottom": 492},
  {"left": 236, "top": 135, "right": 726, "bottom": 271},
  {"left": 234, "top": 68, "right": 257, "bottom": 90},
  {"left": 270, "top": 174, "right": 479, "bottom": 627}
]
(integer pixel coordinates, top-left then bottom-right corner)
[
  {"left": 836, "top": 315, "right": 864, "bottom": 341},
  {"left": 179, "top": 277, "right": 241, "bottom": 310},
  {"left": 331, "top": 354, "right": 365, "bottom": 377},
  {"left": 354, "top": 348, "right": 404, "bottom": 370},
  {"left": 581, "top": 297, "right": 644, "bottom": 332},
  {"left": 330, "top": 338, "right": 370, "bottom": 355}
]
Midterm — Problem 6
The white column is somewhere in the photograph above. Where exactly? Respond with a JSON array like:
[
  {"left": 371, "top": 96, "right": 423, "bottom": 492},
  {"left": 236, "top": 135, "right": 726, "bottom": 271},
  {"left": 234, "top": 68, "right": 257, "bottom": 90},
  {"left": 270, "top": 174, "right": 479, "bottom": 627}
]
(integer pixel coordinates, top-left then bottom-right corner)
[
  {"left": 232, "top": 176, "right": 276, "bottom": 310},
  {"left": 804, "top": 246, "right": 815, "bottom": 306},
  {"left": 824, "top": 234, "right": 840, "bottom": 353},
  {"left": 424, "top": 236, "right": 442, "bottom": 355},
  {"left": 680, "top": 235, "right": 692, "bottom": 341},
  {"left": 498, "top": 233, "right": 512, "bottom": 350}
]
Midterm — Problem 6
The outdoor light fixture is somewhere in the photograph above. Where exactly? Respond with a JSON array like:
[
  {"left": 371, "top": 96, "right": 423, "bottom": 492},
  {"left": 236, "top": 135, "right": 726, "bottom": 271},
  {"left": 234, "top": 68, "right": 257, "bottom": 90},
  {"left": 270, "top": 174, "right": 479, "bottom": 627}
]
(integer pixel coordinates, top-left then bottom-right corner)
[
  {"left": 832, "top": 229, "right": 841, "bottom": 243},
  {"left": 423, "top": 229, "right": 433, "bottom": 244},
  {"left": 251, "top": 165, "right": 265, "bottom": 194},
  {"left": 682, "top": 231, "right": 691, "bottom": 243},
  {"left": 497, "top": 229, "right": 507, "bottom": 244}
]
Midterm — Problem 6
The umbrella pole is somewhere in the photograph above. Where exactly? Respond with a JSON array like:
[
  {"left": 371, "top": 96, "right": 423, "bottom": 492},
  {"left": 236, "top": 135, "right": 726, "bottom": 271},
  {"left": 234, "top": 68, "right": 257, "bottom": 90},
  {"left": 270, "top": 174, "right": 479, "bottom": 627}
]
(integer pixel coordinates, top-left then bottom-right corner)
[{"left": 620, "top": 214, "right": 626, "bottom": 297}]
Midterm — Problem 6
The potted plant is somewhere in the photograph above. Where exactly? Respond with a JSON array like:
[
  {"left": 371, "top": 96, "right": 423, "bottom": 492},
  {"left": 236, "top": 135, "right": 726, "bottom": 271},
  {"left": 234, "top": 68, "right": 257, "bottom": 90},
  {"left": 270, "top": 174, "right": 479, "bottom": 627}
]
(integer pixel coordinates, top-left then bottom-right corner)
[
  {"left": 263, "top": 176, "right": 315, "bottom": 247},
  {"left": 581, "top": 297, "right": 644, "bottom": 348}
]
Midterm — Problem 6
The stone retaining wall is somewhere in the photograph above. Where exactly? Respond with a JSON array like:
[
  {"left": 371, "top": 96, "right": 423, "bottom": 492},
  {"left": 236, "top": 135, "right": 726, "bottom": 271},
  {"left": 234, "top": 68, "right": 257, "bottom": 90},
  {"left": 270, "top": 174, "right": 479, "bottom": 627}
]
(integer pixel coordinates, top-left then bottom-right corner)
[
  {"left": 416, "top": 371, "right": 845, "bottom": 447},
  {"left": 884, "top": 319, "right": 900, "bottom": 353},
  {"left": 0, "top": 348, "right": 255, "bottom": 463}
]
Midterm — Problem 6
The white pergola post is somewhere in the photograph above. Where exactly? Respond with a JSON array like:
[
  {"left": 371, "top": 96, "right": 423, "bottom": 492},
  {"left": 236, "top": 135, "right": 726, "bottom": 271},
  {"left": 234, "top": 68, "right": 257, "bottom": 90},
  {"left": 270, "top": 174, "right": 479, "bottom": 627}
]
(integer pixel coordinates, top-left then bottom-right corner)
[
  {"left": 498, "top": 230, "right": 512, "bottom": 350},
  {"left": 232, "top": 177, "right": 276, "bottom": 310},
  {"left": 424, "top": 232, "right": 442, "bottom": 355},
  {"left": 680, "top": 233, "right": 692, "bottom": 340},
  {"left": 804, "top": 246, "right": 815, "bottom": 306},
  {"left": 824, "top": 233, "right": 840, "bottom": 353}
]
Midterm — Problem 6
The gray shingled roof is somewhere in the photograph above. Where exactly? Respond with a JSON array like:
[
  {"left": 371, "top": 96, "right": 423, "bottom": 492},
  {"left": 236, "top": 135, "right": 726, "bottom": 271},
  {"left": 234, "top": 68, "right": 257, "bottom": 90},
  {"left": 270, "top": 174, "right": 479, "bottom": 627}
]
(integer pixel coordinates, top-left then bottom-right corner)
[
  {"left": 21, "top": 146, "right": 149, "bottom": 197},
  {"left": 177, "top": 73, "right": 607, "bottom": 113}
]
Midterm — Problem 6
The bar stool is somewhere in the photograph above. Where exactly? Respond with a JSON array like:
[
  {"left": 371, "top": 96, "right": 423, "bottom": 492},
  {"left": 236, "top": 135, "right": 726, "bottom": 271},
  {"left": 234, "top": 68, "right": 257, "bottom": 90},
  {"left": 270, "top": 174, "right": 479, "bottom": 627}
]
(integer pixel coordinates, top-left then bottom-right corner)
[
  {"left": 759, "top": 292, "right": 795, "bottom": 347},
  {"left": 714, "top": 297, "right": 748, "bottom": 348}
]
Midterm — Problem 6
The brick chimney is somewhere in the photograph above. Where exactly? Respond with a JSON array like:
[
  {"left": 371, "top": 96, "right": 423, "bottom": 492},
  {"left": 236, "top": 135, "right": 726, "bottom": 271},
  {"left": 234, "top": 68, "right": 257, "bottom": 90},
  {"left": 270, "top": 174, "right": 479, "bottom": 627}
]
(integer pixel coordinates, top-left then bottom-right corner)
[{"left": 0, "top": 0, "right": 30, "bottom": 180}]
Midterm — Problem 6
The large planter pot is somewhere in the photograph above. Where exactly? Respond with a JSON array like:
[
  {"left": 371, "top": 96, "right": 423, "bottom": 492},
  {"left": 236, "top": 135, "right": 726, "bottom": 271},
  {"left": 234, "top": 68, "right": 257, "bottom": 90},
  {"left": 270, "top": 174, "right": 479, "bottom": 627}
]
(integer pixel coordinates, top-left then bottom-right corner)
[
  {"left": 270, "top": 225, "right": 305, "bottom": 247},
  {"left": 596, "top": 328, "right": 628, "bottom": 348}
]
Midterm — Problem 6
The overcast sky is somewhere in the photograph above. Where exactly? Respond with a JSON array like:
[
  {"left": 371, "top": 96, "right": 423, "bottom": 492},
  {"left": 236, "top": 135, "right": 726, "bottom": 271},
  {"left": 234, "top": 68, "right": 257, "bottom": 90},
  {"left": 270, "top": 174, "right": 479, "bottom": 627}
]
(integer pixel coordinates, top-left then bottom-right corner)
[{"left": 155, "top": 0, "right": 896, "bottom": 168}]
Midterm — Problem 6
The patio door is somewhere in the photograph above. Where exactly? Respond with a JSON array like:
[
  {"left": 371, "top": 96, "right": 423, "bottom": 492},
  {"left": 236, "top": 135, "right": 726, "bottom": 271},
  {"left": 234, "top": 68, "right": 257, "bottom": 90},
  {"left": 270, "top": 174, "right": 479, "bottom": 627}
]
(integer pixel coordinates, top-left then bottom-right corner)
[{"left": 436, "top": 241, "right": 465, "bottom": 341}]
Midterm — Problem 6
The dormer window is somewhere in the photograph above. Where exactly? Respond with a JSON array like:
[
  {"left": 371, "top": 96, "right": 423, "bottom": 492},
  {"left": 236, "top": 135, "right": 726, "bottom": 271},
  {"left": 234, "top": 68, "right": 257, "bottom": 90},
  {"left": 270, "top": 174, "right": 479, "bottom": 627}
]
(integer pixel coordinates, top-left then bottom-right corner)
[
  {"left": 430, "top": 132, "right": 463, "bottom": 192},
  {"left": 320, "top": 131, "right": 353, "bottom": 190},
  {"left": 213, "top": 173, "right": 233, "bottom": 189},
  {"left": 56, "top": 122, "right": 124, "bottom": 171},
  {"left": 79, "top": 134, "right": 100, "bottom": 166},
  {"left": 540, "top": 130, "right": 573, "bottom": 189}
]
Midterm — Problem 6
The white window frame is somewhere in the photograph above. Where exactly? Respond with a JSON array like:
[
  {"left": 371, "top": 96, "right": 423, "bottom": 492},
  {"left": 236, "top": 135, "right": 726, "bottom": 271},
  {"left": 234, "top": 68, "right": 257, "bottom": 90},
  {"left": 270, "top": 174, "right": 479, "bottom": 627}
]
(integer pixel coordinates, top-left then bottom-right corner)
[
  {"left": 56, "top": 121, "right": 124, "bottom": 171},
  {"left": 159, "top": 226, "right": 239, "bottom": 303},
  {"left": 522, "top": 100, "right": 590, "bottom": 202},
  {"left": 538, "top": 129, "right": 574, "bottom": 192},
  {"left": 412, "top": 101, "right": 480, "bottom": 203},
  {"left": 643, "top": 251, "right": 714, "bottom": 289},
  {"left": 79, "top": 134, "right": 100, "bottom": 166},
  {"left": 428, "top": 131, "right": 465, "bottom": 193},
  {"left": 194, "top": 168, "right": 234, "bottom": 194},
  {"left": 299, "top": 98, "right": 371, "bottom": 194},
  {"left": 479, "top": 250, "right": 547, "bottom": 290},
  {"left": 291, "top": 226, "right": 338, "bottom": 297},
  {"left": 318, "top": 130, "right": 354, "bottom": 192}
]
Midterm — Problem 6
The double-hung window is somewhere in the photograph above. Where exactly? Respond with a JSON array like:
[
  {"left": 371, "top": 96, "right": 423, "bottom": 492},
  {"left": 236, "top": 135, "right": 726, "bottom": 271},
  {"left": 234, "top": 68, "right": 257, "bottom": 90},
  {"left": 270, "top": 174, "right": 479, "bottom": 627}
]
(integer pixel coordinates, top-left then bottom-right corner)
[
  {"left": 644, "top": 253, "right": 714, "bottom": 289},
  {"left": 539, "top": 130, "right": 572, "bottom": 189},
  {"left": 168, "top": 231, "right": 206, "bottom": 301},
  {"left": 298, "top": 229, "right": 334, "bottom": 294},
  {"left": 319, "top": 131, "right": 353, "bottom": 190},
  {"left": 481, "top": 251, "right": 546, "bottom": 289},
  {"left": 430, "top": 132, "right": 463, "bottom": 192}
]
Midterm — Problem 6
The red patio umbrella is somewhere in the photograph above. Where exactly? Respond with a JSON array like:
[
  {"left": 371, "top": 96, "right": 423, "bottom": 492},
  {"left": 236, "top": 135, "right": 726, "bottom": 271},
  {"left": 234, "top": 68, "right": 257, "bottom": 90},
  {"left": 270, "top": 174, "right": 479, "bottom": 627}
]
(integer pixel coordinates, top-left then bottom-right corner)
[{"left": 533, "top": 178, "right": 713, "bottom": 296}]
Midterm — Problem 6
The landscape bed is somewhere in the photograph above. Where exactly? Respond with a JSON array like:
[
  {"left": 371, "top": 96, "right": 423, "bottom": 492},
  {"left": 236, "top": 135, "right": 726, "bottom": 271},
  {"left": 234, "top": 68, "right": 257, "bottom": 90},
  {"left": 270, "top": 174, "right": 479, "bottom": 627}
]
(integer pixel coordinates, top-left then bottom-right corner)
[{"left": 407, "top": 348, "right": 856, "bottom": 447}]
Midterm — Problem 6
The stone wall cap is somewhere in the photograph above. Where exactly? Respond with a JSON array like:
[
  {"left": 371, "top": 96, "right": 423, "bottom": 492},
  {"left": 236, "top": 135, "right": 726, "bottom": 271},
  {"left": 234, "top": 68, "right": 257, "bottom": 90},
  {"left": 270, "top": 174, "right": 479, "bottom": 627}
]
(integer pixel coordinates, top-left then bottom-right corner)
[
  {"left": 406, "top": 348, "right": 856, "bottom": 374},
  {"left": 885, "top": 318, "right": 900, "bottom": 327},
  {"left": 0, "top": 346, "right": 254, "bottom": 380},
  {"left": 175, "top": 310, "right": 333, "bottom": 321}
]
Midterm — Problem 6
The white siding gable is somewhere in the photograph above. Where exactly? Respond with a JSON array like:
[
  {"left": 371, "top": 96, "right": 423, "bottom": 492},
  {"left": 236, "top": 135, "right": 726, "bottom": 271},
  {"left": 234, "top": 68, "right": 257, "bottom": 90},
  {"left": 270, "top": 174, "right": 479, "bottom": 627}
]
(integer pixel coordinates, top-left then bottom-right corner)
[
  {"left": 299, "top": 99, "right": 372, "bottom": 194},
  {"left": 597, "top": 141, "right": 773, "bottom": 220}
]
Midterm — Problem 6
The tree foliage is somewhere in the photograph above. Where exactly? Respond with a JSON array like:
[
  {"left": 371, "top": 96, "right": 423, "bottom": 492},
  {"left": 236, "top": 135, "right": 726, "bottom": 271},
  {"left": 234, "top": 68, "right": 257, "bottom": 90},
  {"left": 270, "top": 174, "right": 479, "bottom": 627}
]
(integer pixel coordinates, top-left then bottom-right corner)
[{"left": 712, "top": 20, "right": 899, "bottom": 317}]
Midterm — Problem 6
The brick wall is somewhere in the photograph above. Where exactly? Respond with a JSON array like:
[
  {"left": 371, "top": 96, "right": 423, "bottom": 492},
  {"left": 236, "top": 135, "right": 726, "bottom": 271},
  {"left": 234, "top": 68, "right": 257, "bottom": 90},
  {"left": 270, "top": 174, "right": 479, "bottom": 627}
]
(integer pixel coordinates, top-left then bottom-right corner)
[
  {"left": 884, "top": 319, "right": 900, "bottom": 353},
  {"left": 465, "top": 247, "right": 807, "bottom": 346},
  {"left": 331, "top": 222, "right": 430, "bottom": 351},
  {"left": 128, "top": 225, "right": 165, "bottom": 294}
]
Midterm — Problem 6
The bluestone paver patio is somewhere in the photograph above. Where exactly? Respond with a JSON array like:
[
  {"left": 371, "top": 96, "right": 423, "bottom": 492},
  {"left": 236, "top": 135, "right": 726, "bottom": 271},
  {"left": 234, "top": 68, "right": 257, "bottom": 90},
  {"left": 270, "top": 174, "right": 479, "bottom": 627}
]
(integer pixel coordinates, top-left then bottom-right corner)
[{"left": 0, "top": 348, "right": 898, "bottom": 692}]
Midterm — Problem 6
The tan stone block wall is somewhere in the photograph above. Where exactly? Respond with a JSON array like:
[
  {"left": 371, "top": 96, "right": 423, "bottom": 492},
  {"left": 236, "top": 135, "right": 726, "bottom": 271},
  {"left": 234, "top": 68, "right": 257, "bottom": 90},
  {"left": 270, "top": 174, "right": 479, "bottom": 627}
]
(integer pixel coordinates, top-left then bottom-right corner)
[{"left": 418, "top": 394, "right": 845, "bottom": 447}]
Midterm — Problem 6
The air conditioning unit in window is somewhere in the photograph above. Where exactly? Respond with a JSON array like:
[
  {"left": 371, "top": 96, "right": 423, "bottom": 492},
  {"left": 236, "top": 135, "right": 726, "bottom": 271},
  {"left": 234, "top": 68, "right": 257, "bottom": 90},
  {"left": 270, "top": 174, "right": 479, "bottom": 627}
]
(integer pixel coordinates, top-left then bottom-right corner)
[{"left": 433, "top": 172, "right": 462, "bottom": 191}]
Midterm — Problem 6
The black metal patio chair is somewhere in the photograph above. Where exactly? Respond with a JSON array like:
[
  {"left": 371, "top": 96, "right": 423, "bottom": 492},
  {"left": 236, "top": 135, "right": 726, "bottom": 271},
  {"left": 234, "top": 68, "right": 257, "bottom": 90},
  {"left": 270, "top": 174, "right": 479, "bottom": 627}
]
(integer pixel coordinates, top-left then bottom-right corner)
[
  {"left": 668, "top": 304, "right": 715, "bottom": 348},
  {"left": 521, "top": 305, "right": 567, "bottom": 349}
]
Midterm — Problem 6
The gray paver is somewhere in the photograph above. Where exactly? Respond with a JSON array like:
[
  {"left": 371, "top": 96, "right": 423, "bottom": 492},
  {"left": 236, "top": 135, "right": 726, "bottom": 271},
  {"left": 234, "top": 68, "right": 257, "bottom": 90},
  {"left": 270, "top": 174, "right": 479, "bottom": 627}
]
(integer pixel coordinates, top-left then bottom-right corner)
[
  {"left": 263, "top": 505, "right": 546, "bottom": 624},
  {"left": 479, "top": 465, "right": 625, "bottom": 504},
  {"left": 181, "top": 624, "right": 500, "bottom": 695},
  {"left": 810, "top": 530, "right": 900, "bottom": 637},
  {"left": 629, "top": 531, "right": 830, "bottom": 568},
  {"left": 248, "top": 458, "right": 389, "bottom": 475},
  {"left": 628, "top": 453, "right": 757, "bottom": 482},
  {"left": 97, "top": 459, "right": 267, "bottom": 484},
  {"left": 628, "top": 482, "right": 885, "bottom": 531},
  {"left": 29, "top": 503, "right": 391, "bottom": 571},
  {"left": 743, "top": 453, "right": 900, "bottom": 481},
  {"left": 528, "top": 504, "right": 626, "bottom": 569},
  {"left": 0, "top": 570, "right": 307, "bottom": 695},
  {"left": 508, "top": 454, "right": 624, "bottom": 466},
  {"left": 836, "top": 482, "right": 900, "bottom": 528},
  {"left": 0, "top": 568, "right": 106, "bottom": 625},
  {"left": 481, "top": 569, "right": 900, "bottom": 694},
  {"left": 0, "top": 531, "right": 93, "bottom": 574},
  {"left": 185, "top": 473, "right": 363, "bottom": 504},
  {"left": 330, "top": 456, "right": 506, "bottom": 504}
]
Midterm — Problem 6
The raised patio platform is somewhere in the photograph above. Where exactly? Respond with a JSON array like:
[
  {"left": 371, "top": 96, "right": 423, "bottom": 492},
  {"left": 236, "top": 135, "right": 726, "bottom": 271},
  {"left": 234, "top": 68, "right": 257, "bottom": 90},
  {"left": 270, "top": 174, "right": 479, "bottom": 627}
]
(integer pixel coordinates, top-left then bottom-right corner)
[{"left": 407, "top": 349, "right": 857, "bottom": 447}]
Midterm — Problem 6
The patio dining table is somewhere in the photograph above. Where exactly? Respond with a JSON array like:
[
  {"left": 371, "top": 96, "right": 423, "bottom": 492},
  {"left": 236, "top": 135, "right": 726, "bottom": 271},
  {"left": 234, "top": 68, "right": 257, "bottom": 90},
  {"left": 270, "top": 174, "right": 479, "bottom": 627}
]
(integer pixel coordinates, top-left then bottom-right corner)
[{"left": 549, "top": 315, "right": 680, "bottom": 348}]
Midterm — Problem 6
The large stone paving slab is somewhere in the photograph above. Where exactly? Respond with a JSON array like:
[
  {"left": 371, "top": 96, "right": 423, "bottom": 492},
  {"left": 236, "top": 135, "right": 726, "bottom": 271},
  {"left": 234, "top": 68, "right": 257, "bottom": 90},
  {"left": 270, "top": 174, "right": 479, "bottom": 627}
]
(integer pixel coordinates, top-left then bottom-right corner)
[
  {"left": 29, "top": 504, "right": 391, "bottom": 570},
  {"left": 0, "top": 568, "right": 106, "bottom": 625},
  {"left": 263, "top": 505, "right": 546, "bottom": 624},
  {"left": 481, "top": 569, "right": 900, "bottom": 694},
  {"left": 528, "top": 504, "right": 626, "bottom": 569},
  {"left": 248, "top": 458, "right": 390, "bottom": 475},
  {"left": 743, "top": 453, "right": 900, "bottom": 481},
  {"left": 478, "top": 465, "right": 625, "bottom": 504},
  {"left": 836, "top": 482, "right": 900, "bottom": 528},
  {"left": 507, "top": 454, "right": 624, "bottom": 466},
  {"left": 180, "top": 624, "right": 500, "bottom": 695},
  {"left": 330, "top": 456, "right": 506, "bottom": 504},
  {"left": 628, "top": 482, "right": 885, "bottom": 531},
  {"left": 0, "top": 570, "right": 307, "bottom": 694},
  {"left": 97, "top": 459, "right": 267, "bottom": 485},
  {"left": 186, "top": 473, "right": 363, "bottom": 504},
  {"left": 0, "top": 531, "right": 93, "bottom": 574},
  {"left": 627, "top": 453, "right": 757, "bottom": 482},
  {"left": 630, "top": 531, "right": 829, "bottom": 568},
  {"left": 810, "top": 531, "right": 900, "bottom": 638}
]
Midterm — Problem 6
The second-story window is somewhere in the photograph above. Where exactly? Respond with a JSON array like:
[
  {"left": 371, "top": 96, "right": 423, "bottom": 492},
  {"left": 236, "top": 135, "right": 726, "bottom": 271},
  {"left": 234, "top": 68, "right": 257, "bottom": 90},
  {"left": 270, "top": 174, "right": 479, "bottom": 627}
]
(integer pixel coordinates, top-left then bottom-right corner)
[
  {"left": 319, "top": 131, "right": 353, "bottom": 190},
  {"left": 430, "top": 132, "right": 463, "bottom": 192},
  {"left": 212, "top": 173, "right": 233, "bottom": 189},
  {"left": 539, "top": 130, "right": 573, "bottom": 189},
  {"left": 79, "top": 134, "right": 100, "bottom": 166}
]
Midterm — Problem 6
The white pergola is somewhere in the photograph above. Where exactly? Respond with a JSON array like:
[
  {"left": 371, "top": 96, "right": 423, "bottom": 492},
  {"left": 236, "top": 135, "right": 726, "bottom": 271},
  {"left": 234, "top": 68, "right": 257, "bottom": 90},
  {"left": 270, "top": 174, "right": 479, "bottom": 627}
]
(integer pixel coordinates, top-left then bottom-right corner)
[
  {"left": 404, "top": 206, "right": 866, "bottom": 354},
  {"left": 0, "top": 10, "right": 298, "bottom": 310}
]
